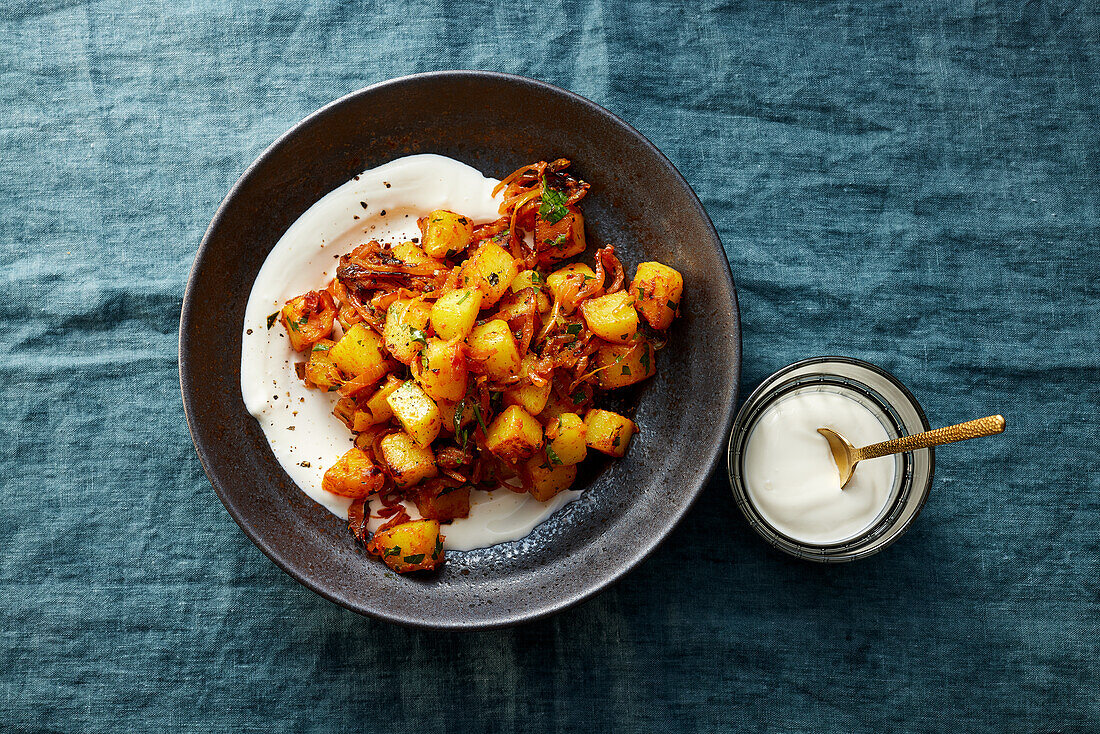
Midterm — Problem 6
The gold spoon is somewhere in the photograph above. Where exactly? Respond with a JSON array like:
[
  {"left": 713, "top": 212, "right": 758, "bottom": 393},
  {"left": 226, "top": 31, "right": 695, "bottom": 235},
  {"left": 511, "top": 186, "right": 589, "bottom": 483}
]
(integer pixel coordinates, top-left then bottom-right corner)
[{"left": 818, "top": 415, "right": 1005, "bottom": 488}]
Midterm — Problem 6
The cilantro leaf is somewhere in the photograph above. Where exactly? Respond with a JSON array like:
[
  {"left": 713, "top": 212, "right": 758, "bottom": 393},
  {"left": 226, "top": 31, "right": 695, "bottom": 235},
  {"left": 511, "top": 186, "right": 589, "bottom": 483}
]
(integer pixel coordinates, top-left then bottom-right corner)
[
  {"left": 539, "top": 178, "right": 569, "bottom": 223},
  {"left": 545, "top": 233, "right": 568, "bottom": 249},
  {"left": 667, "top": 299, "right": 678, "bottom": 311},
  {"left": 403, "top": 553, "right": 425, "bottom": 564},
  {"left": 545, "top": 444, "right": 563, "bottom": 466},
  {"left": 457, "top": 291, "right": 471, "bottom": 304},
  {"left": 571, "top": 388, "right": 587, "bottom": 405},
  {"left": 640, "top": 348, "right": 651, "bottom": 374},
  {"left": 565, "top": 323, "right": 582, "bottom": 335},
  {"left": 266, "top": 312, "right": 279, "bottom": 329},
  {"left": 312, "top": 343, "right": 331, "bottom": 352},
  {"left": 621, "top": 365, "right": 632, "bottom": 375},
  {"left": 471, "top": 403, "right": 488, "bottom": 435},
  {"left": 408, "top": 326, "right": 428, "bottom": 347},
  {"left": 384, "top": 546, "right": 400, "bottom": 557}
]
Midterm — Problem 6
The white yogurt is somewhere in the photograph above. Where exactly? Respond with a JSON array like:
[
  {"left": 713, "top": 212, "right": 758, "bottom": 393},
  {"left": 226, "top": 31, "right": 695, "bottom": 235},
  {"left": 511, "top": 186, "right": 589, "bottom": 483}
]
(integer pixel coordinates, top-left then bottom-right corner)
[
  {"left": 742, "top": 390, "right": 896, "bottom": 544},
  {"left": 239, "top": 154, "right": 581, "bottom": 551}
]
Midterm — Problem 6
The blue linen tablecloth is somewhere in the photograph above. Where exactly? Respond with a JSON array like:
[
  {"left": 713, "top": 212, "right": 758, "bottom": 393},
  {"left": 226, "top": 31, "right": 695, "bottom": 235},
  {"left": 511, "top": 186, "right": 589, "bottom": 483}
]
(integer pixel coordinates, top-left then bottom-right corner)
[{"left": 2, "top": 1, "right": 1097, "bottom": 731}]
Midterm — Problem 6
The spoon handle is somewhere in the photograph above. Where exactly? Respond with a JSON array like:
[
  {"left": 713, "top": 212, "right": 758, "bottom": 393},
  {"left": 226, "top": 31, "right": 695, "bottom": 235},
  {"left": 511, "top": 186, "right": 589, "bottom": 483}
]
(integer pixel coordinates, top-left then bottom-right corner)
[{"left": 855, "top": 415, "right": 1006, "bottom": 461}]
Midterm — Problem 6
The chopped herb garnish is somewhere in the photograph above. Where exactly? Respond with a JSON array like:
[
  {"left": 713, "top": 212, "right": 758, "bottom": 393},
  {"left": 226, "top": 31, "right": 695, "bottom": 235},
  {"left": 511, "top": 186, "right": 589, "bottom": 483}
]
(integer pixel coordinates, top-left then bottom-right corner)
[
  {"left": 453, "top": 399, "right": 466, "bottom": 433},
  {"left": 419, "top": 353, "right": 429, "bottom": 372},
  {"left": 545, "top": 444, "right": 563, "bottom": 465},
  {"left": 384, "top": 546, "right": 400, "bottom": 557},
  {"left": 539, "top": 177, "right": 569, "bottom": 223},
  {"left": 565, "top": 323, "right": 582, "bottom": 335},
  {"left": 457, "top": 291, "right": 471, "bottom": 304},
  {"left": 312, "top": 343, "right": 331, "bottom": 352},
  {"left": 445, "top": 249, "right": 457, "bottom": 259},
  {"left": 471, "top": 403, "right": 489, "bottom": 435},
  {"left": 612, "top": 432, "right": 621, "bottom": 447},
  {"left": 403, "top": 553, "right": 425, "bottom": 564},
  {"left": 266, "top": 312, "right": 279, "bottom": 329},
  {"left": 640, "top": 348, "right": 651, "bottom": 374},
  {"left": 667, "top": 299, "right": 678, "bottom": 311},
  {"left": 545, "top": 233, "right": 568, "bottom": 249},
  {"left": 571, "top": 388, "right": 587, "bottom": 404},
  {"left": 434, "top": 536, "right": 444, "bottom": 557},
  {"left": 489, "top": 391, "right": 504, "bottom": 414},
  {"left": 621, "top": 365, "right": 632, "bottom": 375},
  {"left": 287, "top": 320, "right": 299, "bottom": 332},
  {"left": 408, "top": 326, "right": 428, "bottom": 347}
]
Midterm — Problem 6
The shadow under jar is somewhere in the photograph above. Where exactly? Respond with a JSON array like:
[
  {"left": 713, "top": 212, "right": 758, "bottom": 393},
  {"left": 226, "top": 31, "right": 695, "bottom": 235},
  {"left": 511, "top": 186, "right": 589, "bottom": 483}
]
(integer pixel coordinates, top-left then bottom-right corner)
[{"left": 728, "top": 357, "right": 934, "bottom": 562}]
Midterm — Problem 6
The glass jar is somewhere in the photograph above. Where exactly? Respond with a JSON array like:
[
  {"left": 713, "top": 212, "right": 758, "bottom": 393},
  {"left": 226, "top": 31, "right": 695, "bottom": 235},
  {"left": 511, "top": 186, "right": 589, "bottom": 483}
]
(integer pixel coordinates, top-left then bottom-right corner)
[{"left": 728, "top": 357, "right": 934, "bottom": 562}]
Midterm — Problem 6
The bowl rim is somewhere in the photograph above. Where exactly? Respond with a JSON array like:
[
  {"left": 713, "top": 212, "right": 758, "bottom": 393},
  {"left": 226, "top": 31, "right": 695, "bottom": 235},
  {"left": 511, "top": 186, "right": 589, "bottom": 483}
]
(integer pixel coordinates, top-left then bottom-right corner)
[{"left": 179, "top": 70, "right": 741, "bottom": 628}]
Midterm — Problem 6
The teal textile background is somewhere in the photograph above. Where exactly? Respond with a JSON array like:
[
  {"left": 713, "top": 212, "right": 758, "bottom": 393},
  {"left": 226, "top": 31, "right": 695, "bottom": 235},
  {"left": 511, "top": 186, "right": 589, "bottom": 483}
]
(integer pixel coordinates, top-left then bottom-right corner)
[{"left": 2, "top": 0, "right": 1098, "bottom": 731}]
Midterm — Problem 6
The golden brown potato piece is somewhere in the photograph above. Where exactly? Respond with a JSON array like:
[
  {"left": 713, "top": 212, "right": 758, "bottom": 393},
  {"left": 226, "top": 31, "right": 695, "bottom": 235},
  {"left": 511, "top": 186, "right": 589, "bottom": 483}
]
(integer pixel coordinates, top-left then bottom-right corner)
[
  {"left": 535, "top": 206, "right": 586, "bottom": 266},
  {"left": 280, "top": 290, "right": 337, "bottom": 352},
  {"left": 386, "top": 380, "right": 442, "bottom": 448},
  {"left": 379, "top": 431, "right": 438, "bottom": 488},
  {"left": 545, "top": 412, "right": 587, "bottom": 466},
  {"left": 594, "top": 341, "right": 656, "bottom": 390},
  {"left": 431, "top": 288, "right": 482, "bottom": 340},
  {"left": 520, "top": 453, "right": 578, "bottom": 502},
  {"left": 416, "top": 338, "right": 467, "bottom": 403},
  {"left": 485, "top": 405, "right": 544, "bottom": 463},
  {"left": 458, "top": 241, "right": 518, "bottom": 307},
  {"left": 367, "top": 519, "right": 444, "bottom": 573},
  {"left": 321, "top": 448, "right": 385, "bottom": 498},
  {"left": 414, "top": 486, "right": 471, "bottom": 521},
  {"left": 328, "top": 323, "right": 388, "bottom": 384},
  {"left": 304, "top": 339, "right": 341, "bottom": 390},
  {"left": 422, "top": 209, "right": 474, "bottom": 259},
  {"left": 580, "top": 291, "right": 639, "bottom": 343},
  {"left": 583, "top": 409, "right": 637, "bottom": 458},
  {"left": 383, "top": 299, "right": 433, "bottom": 366},
  {"left": 630, "top": 261, "right": 683, "bottom": 330},
  {"left": 466, "top": 320, "right": 522, "bottom": 380}
]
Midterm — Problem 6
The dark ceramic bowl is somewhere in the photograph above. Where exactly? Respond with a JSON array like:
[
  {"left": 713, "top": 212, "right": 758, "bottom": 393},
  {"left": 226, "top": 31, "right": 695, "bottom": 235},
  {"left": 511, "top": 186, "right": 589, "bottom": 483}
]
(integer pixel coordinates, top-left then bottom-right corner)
[{"left": 180, "top": 71, "right": 740, "bottom": 628}]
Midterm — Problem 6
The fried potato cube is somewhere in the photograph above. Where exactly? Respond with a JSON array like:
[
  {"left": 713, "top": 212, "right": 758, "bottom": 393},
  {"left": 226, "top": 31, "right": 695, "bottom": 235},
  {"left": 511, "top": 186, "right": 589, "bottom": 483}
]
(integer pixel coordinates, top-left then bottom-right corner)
[
  {"left": 414, "top": 486, "right": 471, "bottom": 521},
  {"left": 546, "top": 263, "right": 596, "bottom": 314},
  {"left": 367, "top": 519, "right": 444, "bottom": 573},
  {"left": 505, "top": 380, "right": 552, "bottom": 416},
  {"left": 430, "top": 287, "right": 482, "bottom": 341},
  {"left": 386, "top": 380, "right": 441, "bottom": 447},
  {"left": 466, "top": 320, "right": 522, "bottom": 380},
  {"left": 304, "top": 339, "right": 342, "bottom": 390},
  {"left": 485, "top": 405, "right": 544, "bottom": 463},
  {"left": 458, "top": 241, "right": 518, "bottom": 307},
  {"left": 359, "top": 375, "right": 404, "bottom": 425},
  {"left": 422, "top": 209, "right": 474, "bottom": 259},
  {"left": 504, "top": 357, "right": 551, "bottom": 415},
  {"left": 329, "top": 323, "right": 388, "bottom": 383},
  {"left": 546, "top": 412, "right": 587, "bottom": 466},
  {"left": 321, "top": 448, "right": 385, "bottom": 498},
  {"left": 391, "top": 241, "right": 444, "bottom": 271},
  {"left": 383, "top": 299, "right": 432, "bottom": 366},
  {"left": 510, "top": 269, "right": 544, "bottom": 292},
  {"left": 520, "top": 454, "right": 578, "bottom": 502},
  {"left": 416, "top": 338, "right": 467, "bottom": 403},
  {"left": 535, "top": 207, "right": 586, "bottom": 266},
  {"left": 280, "top": 290, "right": 337, "bottom": 352},
  {"left": 379, "top": 431, "right": 439, "bottom": 488},
  {"left": 584, "top": 409, "right": 637, "bottom": 458},
  {"left": 630, "top": 261, "right": 683, "bottom": 330},
  {"left": 594, "top": 341, "right": 656, "bottom": 390},
  {"left": 580, "top": 291, "right": 639, "bottom": 343}
]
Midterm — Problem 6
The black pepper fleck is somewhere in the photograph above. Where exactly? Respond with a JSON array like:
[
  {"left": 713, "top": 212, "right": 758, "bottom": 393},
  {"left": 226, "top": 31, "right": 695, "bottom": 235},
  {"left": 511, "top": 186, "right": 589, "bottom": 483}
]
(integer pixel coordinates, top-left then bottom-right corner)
[
  {"left": 246, "top": 328, "right": 253, "bottom": 335},
  {"left": 360, "top": 201, "right": 367, "bottom": 209},
  {"left": 380, "top": 210, "right": 386, "bottom": 216}
]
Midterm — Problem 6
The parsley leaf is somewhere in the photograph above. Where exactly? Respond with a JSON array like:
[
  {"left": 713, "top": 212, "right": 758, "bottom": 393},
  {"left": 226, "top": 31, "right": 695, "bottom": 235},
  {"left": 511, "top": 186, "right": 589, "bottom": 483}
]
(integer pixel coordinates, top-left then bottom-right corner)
[
  {"left": 640, "top": 348, "right": 651, "bottom": 374},
  {"left": 539, "top": 177, "right": 569, "bottom": 224},
  {"left": 621, "top": 365, "right": 632, "bottom": 375},
  {"left": 312, "top": 343, "right": 331, "bottom": 352},
  {"left": 545, "top": 444, "right": 563, "bottom": 465},
  {"left": 545, "top": 233, "right": 568, "bottom": 249},
  {"left": 471, "top": 403, "right": 488, "bottom": 435},
  {"left": 571, "top": 388, "right": 587, "bottom": 405},
  {"left": 266, "top": 312, "right": 279, "bottom": 329},
  {"left": 565, "top": 323, "right": 582, "bottom": 335},
  {"left": 384, "top": 546, "right": 400, "bottom": 557},
  {"left": 403, "top": 553, "right": 425, "bottom": 564}
]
